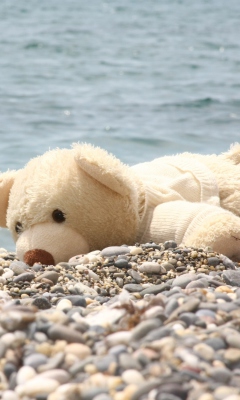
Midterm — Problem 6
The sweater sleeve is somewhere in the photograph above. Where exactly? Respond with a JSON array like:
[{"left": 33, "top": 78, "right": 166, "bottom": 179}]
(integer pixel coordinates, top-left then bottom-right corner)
[{"left": 136, "top": 200, "right": 240, "bottom": 259}]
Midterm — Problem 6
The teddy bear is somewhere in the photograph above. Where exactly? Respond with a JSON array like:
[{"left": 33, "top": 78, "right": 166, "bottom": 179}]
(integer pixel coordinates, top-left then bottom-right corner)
[{"left": 1, "top": 143, "right": 240, "bottom": 266}]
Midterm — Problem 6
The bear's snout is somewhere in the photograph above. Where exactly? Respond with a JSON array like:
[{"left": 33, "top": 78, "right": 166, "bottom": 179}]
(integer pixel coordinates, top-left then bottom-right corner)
[{"left": 24, "top": 249, "right": 55, "bottom": 266}]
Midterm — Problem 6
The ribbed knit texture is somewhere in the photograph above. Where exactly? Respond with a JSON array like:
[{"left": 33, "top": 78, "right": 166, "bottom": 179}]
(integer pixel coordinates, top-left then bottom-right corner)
[{"left": 131, "top": 155, "right": 221, "bottom": 245}]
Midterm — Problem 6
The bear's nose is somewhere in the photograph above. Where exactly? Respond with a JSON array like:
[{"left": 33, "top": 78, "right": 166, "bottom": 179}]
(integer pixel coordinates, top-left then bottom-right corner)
[{"left": 24, "top": 249, "right": 55, "bottom": 266}]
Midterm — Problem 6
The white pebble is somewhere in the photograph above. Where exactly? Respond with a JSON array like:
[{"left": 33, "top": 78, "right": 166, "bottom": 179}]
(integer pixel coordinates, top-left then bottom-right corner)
[
  {"left": 2, "top": 390, "right": 19, "bottom": 400},
  {"left": 88, "top": 254, "right": 101, "bottom": 263},
  {"left": 17, "top": 366, "right": 36, "bottom": 385},
  {"left": 138, "top": 262, "right": 164, "bottom": 274},
  {"left": 1, "top": 333, "right": 16, "bottom": 346},
  {"left": 2, "top": 268, "right": 14, "bottom": 279},
  {"left": 88, "top": 270, "right": 100, "bottom": 281},
  {"left": 56, "top": 299, "right": 72, "bottom": 310},
  {"left": 105, "top": 331, "right": 132, "bottom": 347},
  {"left": 16, "top": 377, "right": 59, "bottom": 397},
  {"left": 122, "top": 369, "right": 145, "bottom": 384},
  {"left": 129, "top": 246, "right": 143, "bottom": 255},
  {"left": 74, "top": 282, "right": 98, "bottom": 296}
]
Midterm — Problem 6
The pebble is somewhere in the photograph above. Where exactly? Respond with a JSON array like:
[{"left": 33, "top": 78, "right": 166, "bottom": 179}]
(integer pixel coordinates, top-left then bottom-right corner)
[
  {"left": 223, "top": 270, "right": 240, "bottom": 286},
  {"left": 138, "top": 262, "right": 166, "bottom": 274},
  {"left": 32, "top": 296, "right": 52, "bottom": 309},
  {"left": 0, "top": 243, "right": 240, "bottom": 399},
  {"left": 100, "top": 246, "right": 130, "bottom": 257}
]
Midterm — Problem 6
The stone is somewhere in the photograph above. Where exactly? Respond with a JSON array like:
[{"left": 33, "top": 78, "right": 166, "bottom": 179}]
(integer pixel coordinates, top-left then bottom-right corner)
[
  {"left": 15, "top": 377, "right": 59, "bottom": 397},
  {"left": 64, "top": 343, "right": 91, "bottom": 359},
  {"left": 23, "top": 353, "right": 49, "bottom": 370},
  {"left": 35, "top": 271, "right": 59, "bottom": 284},
  {"left": 47, "top": 324, "right": 84, "bottom": 343},
  {"left": 128, "top": 269, "right": 142, "bottom": 283},
  {"left": 138, "top": 262, "right": 166, "bottom": 274},
  {"left": 56, "top": 299, "right": 72, "bottom": 310},
  {"left": 13, "top": 272, "right": 35, "bottom": 283},
  {"left": 122, "top": 369, "right": 145, "bottom": 384},
  {"left": 172, "top": 273, "right": 197, "bottom": 288},
  {"left": 193, "top": 343, "right": 215, "bottom": 361},
  {"left": 32, "top": 297, "right": 51, "bottom": 310},
  {"left": 140, "top": 283, "right": 171, "bottom": 296},
  {"left": 114, "top": 259, "right": 131, "bottom": 269},
  {"left": 223, "top": 270, "right": 240, "bottom": 287},
  {"left": 37, "top": 369, "right": 70, "bottom": 384},
  {"left": 131, "top": 318, "right": 162, "bottom": 342},
  {"left": 123, "top": 284, "right": 143, "bottom": 292},
  {"left": 224, "top": 348, "right": 240, "bottom": 363},
  {"left": 100, "top": 246, "right": 130, "bottom": 257},
  {"left": 164, "top": 241, "right": 177, "bottom": 249},
  {"left": 207, "top": 257, "right": 221, "bottom": 267}
]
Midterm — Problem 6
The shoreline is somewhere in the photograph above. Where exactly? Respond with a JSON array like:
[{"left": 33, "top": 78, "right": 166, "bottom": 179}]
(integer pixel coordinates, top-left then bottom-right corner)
[{"left": 1, "top": 242, "right": 240, "bottom": 399}]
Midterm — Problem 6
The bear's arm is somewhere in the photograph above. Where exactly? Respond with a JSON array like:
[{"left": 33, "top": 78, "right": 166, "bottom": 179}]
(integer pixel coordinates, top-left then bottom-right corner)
[{"left": 136, "top": 200, "right": 240, "bottom": 260}]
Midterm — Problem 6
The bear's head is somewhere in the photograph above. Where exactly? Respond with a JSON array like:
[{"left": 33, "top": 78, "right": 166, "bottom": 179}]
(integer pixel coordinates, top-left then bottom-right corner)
[{"left": 0, "top": 144, "right": 144, "bottom": 265}]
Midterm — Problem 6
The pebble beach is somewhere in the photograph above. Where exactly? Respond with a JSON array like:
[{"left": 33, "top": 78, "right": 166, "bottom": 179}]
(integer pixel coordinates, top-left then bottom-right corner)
[{"left": 1, "top": 242, "right": 240, "bottom": 400}]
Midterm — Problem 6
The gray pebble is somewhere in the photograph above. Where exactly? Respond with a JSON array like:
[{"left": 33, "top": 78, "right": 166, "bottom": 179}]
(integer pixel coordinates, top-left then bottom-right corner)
[
  {"left": 13, "top": 272, "right": 35, "bottom": 283},
  {"left": 205, "top": 337, "right": 227, "bottom": 351},
  {"left": 10, "top": 261, "right": 28, "bottom": 275},
  {"left": 114, "top": 259, "right": 130, "bottom": 269},
  {"left": 93, "top": 354, "right": 116, "bottom": 372},
  {"left": 32, "top": 297, "right": 51, "bottom": 310},
  {"left": 223, "top": 270, "right": 240, "bottom": 286},
  {"left": 47, "top": 324, "right": 84, "bottom": 343},
  {"left": 164, "top": 298, "right": 179, "bottom": 317},
  {"left": 186, "top": 278, "right": 208, "bottom": 289},
  {"left": 217, "top": 302, "right": 239, "bottom": 312},
  {"left": 172, "top": 273, "right": 197, "bottom": 288},
  {"left": 179, "top": 312, "right": 199, "bottom": 327},
  {"left": 100, "top": 246, "right": 130, "bottom": 257},
  {"left": 36, "top": 271, "right": 59, "bottom": 284},
  {"left": 116, "top": 277, "right": 124, "bottom": 288},
  {"left": 118, "top": 352, "right": 141, "bottom": 370},
  {"left": 24, "top": 353, "right": 48, "bottom": 370},
  {"left": 140, "top": 283, "right": 171, "bottom": 296},
  {"left": 142, "top": 326, "right": 172, "bottom": 343},
  {"left": 207, "top": 257, "right": 221, "bottom": 267},
  {"left": 162, "top": 262, "right": 176, "bottom": 271},
  {"left": 164, "top": 240, "right": 178, "bottom": 249},
  {"left": 123, "top": 283, "right": 144, "bottom": 292},
  {"left": 131, "top": 318, "right": 162, "bottom": 342},
  {"left": 65, "top": 295, "right": 87, "bottom": 307},
  {"left": 157, "top": 383, "right": 188, "bottom": 400},
  {"left": 128, "top": 269, "right": 142, "bottom": 283},
  {"left": 221, "top": 255, "right": 236, "bottom": 269},
  {"left": 109, "top": 344, "right": 128, "bottom": 357},
  {"left": 207, "top": 367, "right": 232, "bottom": 384}
]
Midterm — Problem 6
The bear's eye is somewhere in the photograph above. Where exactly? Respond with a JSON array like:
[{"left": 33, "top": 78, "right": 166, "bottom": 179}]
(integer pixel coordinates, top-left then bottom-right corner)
[
  {"left": 52, "top": 209, "right": 66, "bottom": 223},
  {"left": 15, "top": 222, "right": 23, "bottom": 234}
]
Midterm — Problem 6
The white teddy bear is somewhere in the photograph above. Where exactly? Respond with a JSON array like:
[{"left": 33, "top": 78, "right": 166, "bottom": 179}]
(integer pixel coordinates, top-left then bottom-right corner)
[{"left": 0, "top": 143, "right": 240, "bottom": 265}]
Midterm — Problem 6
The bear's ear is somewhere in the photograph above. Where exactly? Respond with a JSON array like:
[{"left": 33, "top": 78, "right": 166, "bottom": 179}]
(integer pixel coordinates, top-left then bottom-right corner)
[
  {"left": 0, "top": 170, "right": 17, "bottom": 227},
  {"left": 73, "top": 143, "right": 135, "bottom": 197}
]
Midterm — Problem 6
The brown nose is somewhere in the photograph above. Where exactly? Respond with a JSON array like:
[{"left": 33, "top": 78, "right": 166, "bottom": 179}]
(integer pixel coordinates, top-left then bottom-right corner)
[{"left": 24, "top": 249, "right": 55, "bottom": 266}]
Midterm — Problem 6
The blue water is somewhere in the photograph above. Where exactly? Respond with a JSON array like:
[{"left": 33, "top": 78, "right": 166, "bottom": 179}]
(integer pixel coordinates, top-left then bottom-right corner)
[{"left": 1, "top": 0, "right": 240, "bottom": 250}]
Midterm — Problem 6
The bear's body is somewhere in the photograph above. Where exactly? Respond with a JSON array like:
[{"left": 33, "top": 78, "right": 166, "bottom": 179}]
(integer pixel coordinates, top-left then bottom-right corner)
[{"left": 1, "top": 143, "right": 240, "bottom": 265}]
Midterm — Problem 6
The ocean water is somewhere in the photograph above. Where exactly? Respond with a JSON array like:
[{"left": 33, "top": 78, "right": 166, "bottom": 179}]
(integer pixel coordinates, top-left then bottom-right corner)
[{"left": 1, "top": 0, "right": 240, "bottom": 250}]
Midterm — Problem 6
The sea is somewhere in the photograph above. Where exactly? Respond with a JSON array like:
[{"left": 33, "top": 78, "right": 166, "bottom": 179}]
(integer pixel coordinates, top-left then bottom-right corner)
[{"left": 1, "top": 0, "right": 240, "bottom": 251}]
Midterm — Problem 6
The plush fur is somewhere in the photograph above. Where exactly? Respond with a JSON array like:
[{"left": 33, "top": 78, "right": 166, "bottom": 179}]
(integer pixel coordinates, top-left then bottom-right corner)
[{"left": 1, "top": 143, "right": 240, "bottom": 265}]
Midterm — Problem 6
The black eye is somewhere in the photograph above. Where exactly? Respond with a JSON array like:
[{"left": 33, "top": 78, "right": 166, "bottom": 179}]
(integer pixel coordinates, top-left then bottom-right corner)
[
  {"left": 52, "top": 209, "right": 66, "bottom": 223},
  {"left": 15, "top": 222, "right": 23, "bottom": 234}
]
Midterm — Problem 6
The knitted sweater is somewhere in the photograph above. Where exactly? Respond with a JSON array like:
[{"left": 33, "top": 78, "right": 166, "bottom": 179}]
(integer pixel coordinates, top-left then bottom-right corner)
[{"left": 131, "top": 155, "right": 225, "bottom": 246}]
